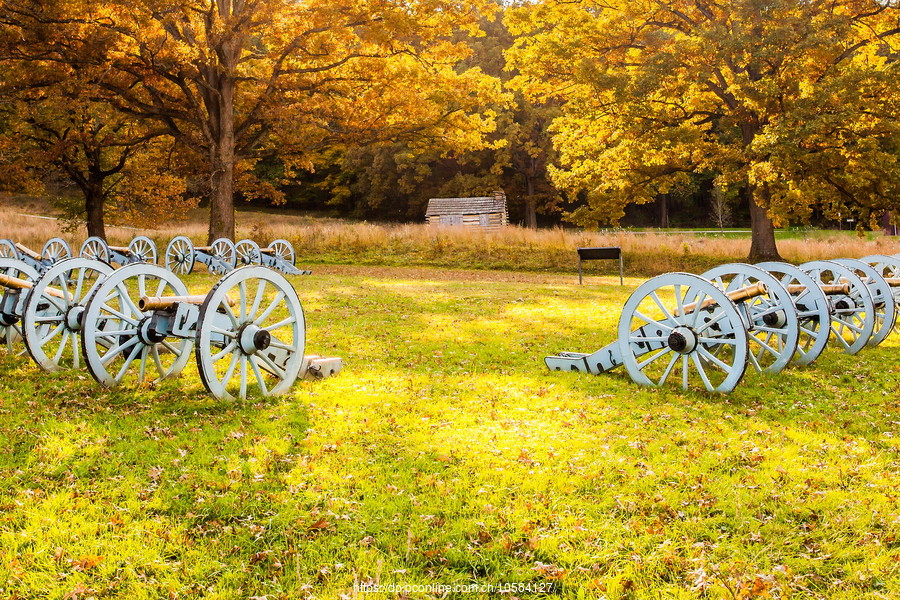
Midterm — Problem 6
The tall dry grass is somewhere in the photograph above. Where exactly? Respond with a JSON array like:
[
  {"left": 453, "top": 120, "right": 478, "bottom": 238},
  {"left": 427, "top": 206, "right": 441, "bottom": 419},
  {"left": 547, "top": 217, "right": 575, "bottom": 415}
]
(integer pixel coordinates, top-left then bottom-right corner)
[{"left": 1, "top": 194, "right": 898, "bottom": 276}]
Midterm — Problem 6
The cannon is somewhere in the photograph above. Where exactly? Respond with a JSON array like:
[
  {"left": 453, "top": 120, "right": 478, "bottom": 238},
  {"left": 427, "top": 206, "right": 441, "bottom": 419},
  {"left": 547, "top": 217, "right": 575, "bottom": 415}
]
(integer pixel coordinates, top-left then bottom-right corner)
[
  {"left": 546, "top": 271, "right": 753, "bottom": 392},
  {"left": 234, "top": 239, "right": 310, "bottom": 275},
  {"left": 700, "top": 263, "right": 800, "bottom": 374},
  {"left": 79, "top": 263, "right": 341, "bottom": 400},
  {"left": 80, "top": 236, "right": 158, "bottom": 266},
  {"left": 757, "top": 262, "right": 838, "bottom": 365},
  {"left": 164, "top": 236, "right": 237, "bottom": 275},
  {"left": 545, "top": 257, "right": 899, "bottom": 392},
  {"left": 798, "top": 261, "right": 877, "bottom": 355},
  {"left": 831, "top": 258, "right": 897, "bottom": 347},
  {"left": 861, "top": 255, "right": 900, "bottom": 333},
  {"left": 0, "top": 258, "right": 42, "bottom": 353},
  {"left": 1, "top": 257, "right": 113, "bottom": 367},
  {"left": 0, "top": 238, "right": 72, "bottom": 274},
  {"left": 20, "top": 257, "right": 114, "bottom": 371}
]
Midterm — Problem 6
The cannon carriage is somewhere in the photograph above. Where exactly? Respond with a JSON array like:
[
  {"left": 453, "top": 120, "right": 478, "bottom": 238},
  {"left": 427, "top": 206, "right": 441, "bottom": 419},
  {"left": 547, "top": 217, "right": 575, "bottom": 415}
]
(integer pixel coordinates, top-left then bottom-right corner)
[
  {"left": 547, "top": 256, "right": 900, "bottom": 393},
  {"left": 234, "top": 239, "right": 310, "bottom": 275},
  {"left": 0, "top": 238, "right": 72, "bottom": 273},
  {"left": 0, "top": 247, "right": 340, "bottom": 400},
  {"left": 80, "top": 236, "right": 158, "bottom": 266}
]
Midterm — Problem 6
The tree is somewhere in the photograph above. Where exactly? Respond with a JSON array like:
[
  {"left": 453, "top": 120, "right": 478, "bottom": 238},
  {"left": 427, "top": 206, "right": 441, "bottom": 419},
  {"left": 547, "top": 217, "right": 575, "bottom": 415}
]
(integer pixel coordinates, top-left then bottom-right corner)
[
  {"left": 1, "top": 0, "right": 503, "bottom": 241},
  {"left": 506, "top": 0, "right": 900, "bottom": 259},
  {"left": 0, "top": 46, "right": 194, "bottom": 237},
  {"left": 315, "top": 6, "right": 563, "bottom": 227}
]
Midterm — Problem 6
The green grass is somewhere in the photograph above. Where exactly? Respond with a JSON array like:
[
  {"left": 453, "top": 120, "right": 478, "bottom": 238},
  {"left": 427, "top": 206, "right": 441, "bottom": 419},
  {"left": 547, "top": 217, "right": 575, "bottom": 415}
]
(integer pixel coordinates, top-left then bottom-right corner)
[{"left": 1, "top": 269, "right": 900, "bottom": 599}]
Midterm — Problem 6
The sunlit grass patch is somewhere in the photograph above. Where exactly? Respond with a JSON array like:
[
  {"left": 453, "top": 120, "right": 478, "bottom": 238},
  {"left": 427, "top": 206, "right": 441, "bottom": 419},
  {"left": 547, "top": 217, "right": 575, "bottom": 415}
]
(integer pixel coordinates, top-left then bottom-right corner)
[{"left": 0, "top": 267, "right": 899, "bottom": 598}]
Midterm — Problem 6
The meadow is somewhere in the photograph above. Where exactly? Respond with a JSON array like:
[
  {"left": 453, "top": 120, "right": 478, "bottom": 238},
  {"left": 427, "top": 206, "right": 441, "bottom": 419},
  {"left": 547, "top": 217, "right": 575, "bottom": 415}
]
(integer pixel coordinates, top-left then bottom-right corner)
[
  {"left": 3, "top": 194, "right": 899, "bottom": 278},
  {"left": 0, "top": 266, "right": 899, "bottom": 599},
  {"left": 1, "top": 198, "right": 900, "bottom": 598}
]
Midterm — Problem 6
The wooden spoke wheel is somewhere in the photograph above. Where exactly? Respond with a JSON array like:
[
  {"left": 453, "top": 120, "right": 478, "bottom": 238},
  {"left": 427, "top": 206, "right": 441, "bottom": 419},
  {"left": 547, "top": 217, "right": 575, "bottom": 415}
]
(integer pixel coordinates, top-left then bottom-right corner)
[
  {"left": 617, "top": 272, "right": 749, "bottom": 393},
  {"left": 22, "top": 257, "right": 113, "bottom": 371},
  {"left": 834, "top": 258, "right": 896, "bottom": 347},
  {"left": 268, "top": 239, "right": 295, "bottom": 266},
  {"left": 0, "top": 258, "right": 40, "bottom": 354},
  {"left": 196, "top": 266, "right": 306, "bottom": 400},
  {"left": 41, "top": 237, "right": 72, "bottom": 267},
  {"left": 128, "top": 236, "right": 158, "bottom": 264},
  {"left": 80, "top": 237, "right": 111, "bottom": 264},
  {"left": 165, "top": 236, "right": 195, "bottom": 276},
  {"left": 800, "top": 260, "right": 874, "bottom": 354},
  {"left": 0, "top": 239, "right": 19, "bottom": 260},
  {"left": 702, "top": 263, "right": 800, "bottom": 374},
  {"left": 235, "top": 239, "right": 263, "bottom": 266},
  {"left": 757, "top": 262, "right": 832, "bottom": 366},
  {"left": 81, "top": 263, "right": 193, "bottom": 387},
  {"left": 209, "top": 238, "right": 237, "bottom": 275},
  {"left": 861, "top": 255, "right": 900, "bottom": 334}
]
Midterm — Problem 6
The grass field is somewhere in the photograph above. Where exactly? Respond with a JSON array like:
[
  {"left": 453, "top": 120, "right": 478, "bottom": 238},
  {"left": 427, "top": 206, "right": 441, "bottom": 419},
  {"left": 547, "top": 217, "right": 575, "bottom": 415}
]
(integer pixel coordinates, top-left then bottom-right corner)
[{"left": 1, "top": 267, "right": 900, "bottom": 599}]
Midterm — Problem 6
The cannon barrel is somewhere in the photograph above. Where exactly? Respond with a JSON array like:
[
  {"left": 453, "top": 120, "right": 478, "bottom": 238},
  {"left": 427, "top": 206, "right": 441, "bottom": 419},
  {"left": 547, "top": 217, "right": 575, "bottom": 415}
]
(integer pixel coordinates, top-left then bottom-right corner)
[
  {"left": 786, "top": 283, "right": 851, "bottom": 295},
  {"left": 675, "top": 282, "right": 768, "bottom": 316},
  {"left": 14, "top": 243, "right": 41, "bottom": 260},
  {"left": 0, "top": 273, "right": 69, "bottom": 299},
  {"left": 139, "top": 294, "right": 237, "bottom": 311}
]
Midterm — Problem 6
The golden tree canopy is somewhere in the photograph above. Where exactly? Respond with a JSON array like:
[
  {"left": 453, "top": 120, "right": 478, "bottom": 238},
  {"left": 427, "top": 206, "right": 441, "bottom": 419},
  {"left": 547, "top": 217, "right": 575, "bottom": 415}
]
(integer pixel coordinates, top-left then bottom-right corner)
[{"left": 507, "top": 0, "right": 900, "bottom": 251}]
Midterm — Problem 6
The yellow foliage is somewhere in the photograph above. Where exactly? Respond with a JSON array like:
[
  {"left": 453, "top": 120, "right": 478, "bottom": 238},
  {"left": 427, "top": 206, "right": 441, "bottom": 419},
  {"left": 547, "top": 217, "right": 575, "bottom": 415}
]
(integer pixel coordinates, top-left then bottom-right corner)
[{"left": 506, "top": 0, "right": 900, "bottom": 229}]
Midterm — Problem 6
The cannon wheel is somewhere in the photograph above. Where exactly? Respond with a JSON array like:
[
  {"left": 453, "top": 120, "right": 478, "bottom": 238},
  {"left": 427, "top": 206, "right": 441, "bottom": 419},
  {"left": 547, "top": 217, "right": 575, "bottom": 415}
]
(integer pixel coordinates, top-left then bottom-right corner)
[
  {"left": 128, "top": 236, "right": 158, "bottom": 264},
  {"left": 702, "top": 263, "right": 800, "bottom": 374},
  {"left": 235, "top": 239, "right": 263, "bottom": 266},
  {"left": 834, "top": 258, "right": 896, "bottom": 347},
  {"left": 800, "top": 260, "right": 875, "bottom": 354},
  {"left": 618, "top": 272, "right": 749, "bottom": 393},
  {"left": 269, "top": 239, "right": 295, "bottom": 266},
  {"left": 861, "top": 255, "right": 900, "bottom": 334},
  {"left": 81, "top": 263, "right": 193, "bottom": 387},
  {"left": 80, "top": 237, "right": 111, "bottom": 264},
  {"left": 209, "top": 238, "right": 237, "bottom": 275},
  {"left": 165, "top": 235, "right": 195, "bottom": 276},
  {"left": 22, "top": 258, "right": 114, "bottom": 371},
  {"left": 42, "top": 238, "right": 72, "bottom": 265},
  {"left": 0, "top": 239, "right": 19, "bottom": 260},
  {"left": 196, "top": 266, "right": 306, "bottom": 400},
  {"left": 757, "top": 262, "right": 832, "bottom": 365},
  {"left": 0, "top": 258, "right": 40, "bottom": 354}
]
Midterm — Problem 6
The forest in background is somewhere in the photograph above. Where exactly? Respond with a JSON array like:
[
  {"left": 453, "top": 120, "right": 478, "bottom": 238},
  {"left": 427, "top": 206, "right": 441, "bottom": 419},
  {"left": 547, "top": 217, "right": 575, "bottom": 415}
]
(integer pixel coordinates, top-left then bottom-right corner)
[{"left": 1, "top": 1, "right": 899, "bottom": 259}]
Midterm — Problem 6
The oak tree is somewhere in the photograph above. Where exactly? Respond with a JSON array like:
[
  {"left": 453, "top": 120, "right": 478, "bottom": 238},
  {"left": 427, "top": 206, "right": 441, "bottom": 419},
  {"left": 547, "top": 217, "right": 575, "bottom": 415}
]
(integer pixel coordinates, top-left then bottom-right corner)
[
  {"left": 507, "top": 0, "right": 900, "bottom": 259},
  {"left": 2, "top": 0, "right": 503, "bottom": 241},
  {"left": 0, "top": 40, "right": 194, "bottom": 237}
]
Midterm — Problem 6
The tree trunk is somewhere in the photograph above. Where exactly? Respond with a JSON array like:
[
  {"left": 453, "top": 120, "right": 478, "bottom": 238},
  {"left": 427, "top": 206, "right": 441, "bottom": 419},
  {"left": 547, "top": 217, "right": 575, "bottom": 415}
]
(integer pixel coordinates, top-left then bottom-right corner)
[
  {"left": 740, "top": 123, "right": 779, "bottom": 260},
  {"left": 207, "top": 68, "right": 237, "bottom": 242},
  {"left": 747, "top": 186, "right": 781, "bottom": 261},
  {"left": 524, "top": 176, "right": 537, "bottom": 229},
  {"left": 209, "top": 144, "right": 235, "bottom": 242},
  {"left": 658, "top": 193, "right": 669, "bottom": 228},
  {"left": 84, "top": 183, "right": 106, "bottom": 239}
]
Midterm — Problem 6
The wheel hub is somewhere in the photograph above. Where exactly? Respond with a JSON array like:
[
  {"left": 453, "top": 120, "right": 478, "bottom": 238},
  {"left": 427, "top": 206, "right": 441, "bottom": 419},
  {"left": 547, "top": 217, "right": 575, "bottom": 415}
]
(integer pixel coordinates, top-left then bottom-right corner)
[
  {"left": 137, "top": 316, "right": 166, "bottom": 344},
  {"left": 762, "top": 310, "right": 786, "bottom": 327},
  {"left": 238, "top": 323, "right": 271, "bottom": 355},
  {"left": 65, "top": 305, "right": 85, "bottom": 331},
  {"left": 667, "top": 326, "right": 698, "bottom": 354}
]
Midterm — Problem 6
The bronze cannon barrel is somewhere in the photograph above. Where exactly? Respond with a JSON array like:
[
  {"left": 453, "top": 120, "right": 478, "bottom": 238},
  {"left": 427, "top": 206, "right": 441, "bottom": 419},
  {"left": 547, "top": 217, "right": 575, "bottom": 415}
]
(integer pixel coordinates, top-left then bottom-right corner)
[
  {"left": 139, "top": 294, "right": 237, "bottom": 311},
  {"left": 0, "top": 273, "right": 69, "bottom": 299},
  {"left": 675, "top": 282, "right": 768, "bottom": 316}
]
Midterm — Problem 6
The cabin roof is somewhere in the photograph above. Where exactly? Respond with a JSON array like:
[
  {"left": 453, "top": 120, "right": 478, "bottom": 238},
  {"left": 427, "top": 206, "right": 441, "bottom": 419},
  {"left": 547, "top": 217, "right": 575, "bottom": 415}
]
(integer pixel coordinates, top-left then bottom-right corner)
[{"left": 425, "top": 196, "right": 507, "bottom": 216}]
